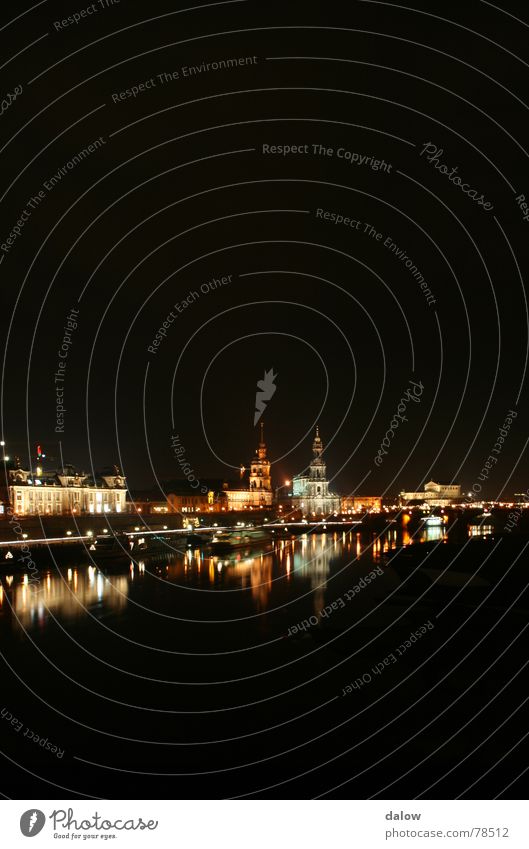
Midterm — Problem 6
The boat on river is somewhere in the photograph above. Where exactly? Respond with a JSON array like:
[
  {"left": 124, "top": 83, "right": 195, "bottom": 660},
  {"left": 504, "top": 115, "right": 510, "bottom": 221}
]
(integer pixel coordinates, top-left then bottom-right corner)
[
  {"left": 209, "top": 527, "right": 272, "bottom": 554},
  {"left": 89, "top": 532, "right": 189, "bottom": 567}
]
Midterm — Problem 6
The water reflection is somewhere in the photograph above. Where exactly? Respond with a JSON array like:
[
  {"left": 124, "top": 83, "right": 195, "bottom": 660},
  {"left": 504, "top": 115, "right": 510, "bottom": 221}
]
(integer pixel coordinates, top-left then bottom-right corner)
[
  {"left": 421, "top": 524, "right": 445, "bottom": 542},
  {"left": 0, "top": 566, "right": 129, "bottom": 628},
  {"left": 469, "top": 524, "right": 494, "bottom": 537},
  {"left": 230, "top": 553, "right": 273, "bottom": 611},
  {"left": 1, "top": 527, "right": 459, "bottom": 632}
]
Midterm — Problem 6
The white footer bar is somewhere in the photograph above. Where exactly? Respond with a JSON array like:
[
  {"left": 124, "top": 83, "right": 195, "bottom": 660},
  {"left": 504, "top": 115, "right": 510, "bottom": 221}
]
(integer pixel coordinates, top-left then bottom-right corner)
[{"left": 1, "top": 800, "right": 527, "bottom": 847}]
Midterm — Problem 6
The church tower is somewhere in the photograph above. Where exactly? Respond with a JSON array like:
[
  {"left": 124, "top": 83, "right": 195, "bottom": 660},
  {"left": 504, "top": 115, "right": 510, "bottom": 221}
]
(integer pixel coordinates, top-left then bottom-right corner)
[
  {"left": 292, "top": 425, "right": 341, "bottom": 516},
  {"left": 310, "top": 425, "right": 326, "bottom": 481},
  {"left": 249, "top": 422, "right": 272, "bottom": 492}
]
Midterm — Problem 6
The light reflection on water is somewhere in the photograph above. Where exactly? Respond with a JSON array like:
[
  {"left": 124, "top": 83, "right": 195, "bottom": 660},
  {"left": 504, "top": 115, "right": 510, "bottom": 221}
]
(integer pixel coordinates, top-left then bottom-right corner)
[
  {"left": 0, "top": 527, "right": 452, "bottom": 630},
  {"left": 469, "top": 524, "right": 494, "bottom": 537},
  {"left": 0, "top": 566, "right": 129, "bottom": 628}
]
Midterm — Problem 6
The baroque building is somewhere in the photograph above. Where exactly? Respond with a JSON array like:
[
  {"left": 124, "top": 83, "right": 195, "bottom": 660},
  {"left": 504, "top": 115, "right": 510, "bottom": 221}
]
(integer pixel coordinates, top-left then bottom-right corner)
[
  {"left": 224, "top": 423, "right": 273, "bottom": 510},
  {"left": 7, "top": 464, "right": 127, "bottom": 516},
  {"left": 292, "top": 427, "right": 341, "bottom": 516},
  {"left": 399, "top": 480, "right": 462, "bottom": 507}
]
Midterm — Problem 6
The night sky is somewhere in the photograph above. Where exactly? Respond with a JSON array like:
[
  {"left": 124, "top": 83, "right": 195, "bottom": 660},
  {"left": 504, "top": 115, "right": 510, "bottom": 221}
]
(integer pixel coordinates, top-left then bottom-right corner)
[{"left": 1, "top": 0, "right": 528, "bottom": 499}]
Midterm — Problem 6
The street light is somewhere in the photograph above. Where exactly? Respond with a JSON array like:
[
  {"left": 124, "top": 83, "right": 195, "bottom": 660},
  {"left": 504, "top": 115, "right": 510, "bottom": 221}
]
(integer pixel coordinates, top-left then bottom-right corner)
[{"left": 275, "top": 480, "right": 291, "bottom": 499}]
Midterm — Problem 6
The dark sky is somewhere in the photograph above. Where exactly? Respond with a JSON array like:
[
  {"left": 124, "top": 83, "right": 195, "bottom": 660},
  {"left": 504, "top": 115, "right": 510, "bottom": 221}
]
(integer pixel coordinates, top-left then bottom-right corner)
[{"left": 1, "top": 0, "right": 528, "bottom": 498}]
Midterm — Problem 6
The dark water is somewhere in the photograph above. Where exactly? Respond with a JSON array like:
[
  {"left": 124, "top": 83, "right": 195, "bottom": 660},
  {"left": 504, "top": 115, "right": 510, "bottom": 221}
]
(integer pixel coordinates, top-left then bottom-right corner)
[{"left": 1, "top": 527, "right": 527, "bottom": 799}]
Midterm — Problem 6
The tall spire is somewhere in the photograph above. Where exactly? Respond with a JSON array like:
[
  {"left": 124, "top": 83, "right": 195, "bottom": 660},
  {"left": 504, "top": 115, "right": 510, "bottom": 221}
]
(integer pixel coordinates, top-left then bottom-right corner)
[
  {"left": 257, "top": 421, "right": 267, "bottom": 461},
  {"left": 312, "top": 425, "right": 323, "bottom": 459}
]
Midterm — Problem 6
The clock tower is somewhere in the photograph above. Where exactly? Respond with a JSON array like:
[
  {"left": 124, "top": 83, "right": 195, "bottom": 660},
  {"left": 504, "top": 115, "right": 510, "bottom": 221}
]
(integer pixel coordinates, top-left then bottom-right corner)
[{"left": 249, "top": 422, "right": 271, "bottom": 492}]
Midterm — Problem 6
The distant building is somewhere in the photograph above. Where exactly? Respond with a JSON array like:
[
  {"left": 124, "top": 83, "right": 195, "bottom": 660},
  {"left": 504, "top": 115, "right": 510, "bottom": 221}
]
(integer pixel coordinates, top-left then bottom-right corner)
[
  {"left": 224, "top": 424, "right": 273, "bottom": 510},
  {"left": 167, "top": 487, "right": 226, "bottom": 514},
  {"left": 399, "top": 480, "right": 461, "bottom": 507},
  {"left": 341, "top": 495, "right": 382, "bottom": 512},
  {"left": 292, "top": 427, "right": 341, "bottom": 516},
  {"left": 7, "top": 464, "right": 127, "bottom": 516}
]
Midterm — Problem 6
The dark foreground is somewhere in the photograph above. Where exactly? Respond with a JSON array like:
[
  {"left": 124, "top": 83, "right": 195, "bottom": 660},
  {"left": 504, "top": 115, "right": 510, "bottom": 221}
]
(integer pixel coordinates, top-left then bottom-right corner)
[{"left": 1, "top": 527, "right": 527, "bottom": 799}]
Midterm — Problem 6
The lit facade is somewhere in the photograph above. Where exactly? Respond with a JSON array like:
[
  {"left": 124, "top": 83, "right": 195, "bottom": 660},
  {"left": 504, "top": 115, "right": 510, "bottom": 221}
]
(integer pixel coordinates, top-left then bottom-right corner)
[
  {"left": 167, "top": 490, "right": 224, "bottom": 513},
  {"left": 341, "top": 495, "right": 382, "bottom": 512},
  {"left": 8, "top": 466, "right": 127, "bottom": 516},
  {"left": 292, "top": 427, "right": 341, "bottom": 516},
  {"left": 399, "top": 480, "right": 461, "bottom": 507},
  {"left": 224, "top": 424, "right": 273, "bottom": 510}
]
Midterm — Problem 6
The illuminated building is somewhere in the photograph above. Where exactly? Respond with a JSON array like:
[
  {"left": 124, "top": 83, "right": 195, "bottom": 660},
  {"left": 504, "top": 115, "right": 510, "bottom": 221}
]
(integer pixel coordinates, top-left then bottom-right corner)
[
  {"left": 341, "top": 495, "right": 382, "bottom": 512},
  {"left": 7, "top": 464, "right": 127, "bottom": 516},
  {"left": 224, "top": 423, "right": 273, "bottom": 510},
  {"left": 399, "top": 480, "right": 461, "bottom": 507},
  {"left": 167, "top": 489, "right": 224, "bottom": 513},
  {"left": 291, "top": 427, "right": 341, "bottom": 516}
]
